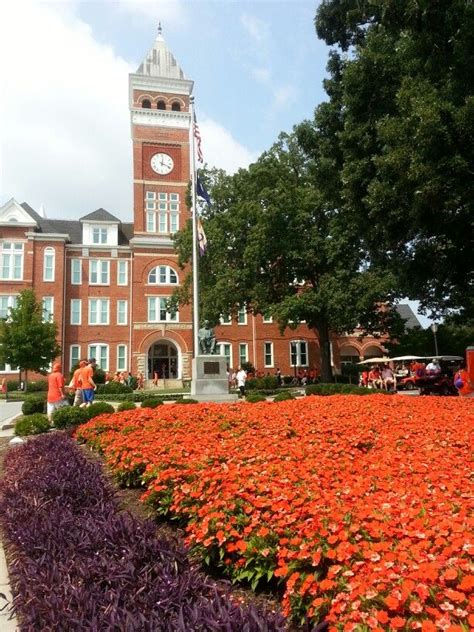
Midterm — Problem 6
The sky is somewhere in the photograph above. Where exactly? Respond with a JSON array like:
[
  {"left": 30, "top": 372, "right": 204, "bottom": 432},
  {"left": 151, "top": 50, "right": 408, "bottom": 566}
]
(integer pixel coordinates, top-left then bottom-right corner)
[{"left": 0, "top": 0, "right": 432, "bottom": 326}]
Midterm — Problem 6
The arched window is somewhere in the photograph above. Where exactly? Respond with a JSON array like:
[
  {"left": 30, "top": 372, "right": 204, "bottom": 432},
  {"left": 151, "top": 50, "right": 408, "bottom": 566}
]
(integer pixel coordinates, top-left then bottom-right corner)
[
  {"left": 148, "top": 265, "right": 178, "bottom": 285},
  {"left": 340, "top": 345, "right": 360, "bottom": 366},
  {"left": 171, "top": 102, "right": 181, "bottom": 112},
  {"left": 142, "top": 99, "right": 151, "bottom": 109},
  {"left": 157, "top": 100, "right": 166, "bottom": 110}
]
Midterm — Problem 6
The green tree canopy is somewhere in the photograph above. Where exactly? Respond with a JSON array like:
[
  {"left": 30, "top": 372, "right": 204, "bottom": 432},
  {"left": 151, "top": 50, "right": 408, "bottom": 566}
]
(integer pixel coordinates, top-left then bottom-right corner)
[
  {"left": 313, "top": 0, "right": 474, "bottom": 319},
  {"left": 0, "top": 289, "right": 61, "bottom": 381},
  {"left": 173, "top": 137, "right": 402, "bottom": 382}
]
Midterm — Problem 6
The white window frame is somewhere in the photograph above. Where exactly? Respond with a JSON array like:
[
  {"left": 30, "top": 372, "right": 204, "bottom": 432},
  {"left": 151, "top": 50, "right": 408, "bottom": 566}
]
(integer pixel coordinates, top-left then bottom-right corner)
[
  {"left": 0, "top": 295, "right": 18, "bottom": 320},
  {"left": 117, "top": 299, "right": 128, "bottom": 325},
  {"left": 117, "top": 260, "right": 128, "bottom": 286},
  {"left": 237, "top": 306, "right": 247, "bottom": 325},
  {"left": 70, "top": 299, "right": 82, "bottom": 325},
  {"left": 239, "top": 343, "right": 248, "bottom": 366},
  {"left": 145, "top": 191, "right": 180, "bottom": 235},
  {"left": 92, "top": 227, "right": 108, "bottom": 245},
  {"left": 42, "top": 297, "right": 54, "bottom": 323},
  {"left": 89, "top": 259, "right": 110, "bottom": 285},
  {"left": 219, "top": 314, "right": 231, "bottom": 325},
  {"left": 148, "top": 265, "right": 178, "bottom": 285},
  {"left": 147, "top": 296, "right": 178, "bottom": 323},
  {"left": 71, "top": 259, "right": 82, "bottom": 285},
  {"left": 290, "top": 340, "right": 309, "bottom": 367},
  {"left": 117, "top": 344, "right": 127, "bottom": 372},
  {"left": 88, "top": 298, "right": 110, "bottom": 325},
  {"left": 262, "top": 315, "right": 273, "bottom": 323},
  {"left": 0, "top": 242, "right": 24, "bottom": 281},
  {"left": 70, "top": 345, "right": 81, "bottom": 370},
  {"left": 264, "top": 341, "right": 274, "bottom": 368},
  {"left": 88, "top": 344, "right": 108, "bottom": 371},
  {"left": 217, "top": 342, "right": 232, "bottom": 367},
  {"left": 43, "top": 247, "right": 55, "bottom": 282}
]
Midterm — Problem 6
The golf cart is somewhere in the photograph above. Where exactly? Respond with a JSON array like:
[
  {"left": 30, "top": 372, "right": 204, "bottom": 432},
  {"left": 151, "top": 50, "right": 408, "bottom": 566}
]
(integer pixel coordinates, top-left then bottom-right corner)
[{"left": 394, "top": 355, "right": 463, "bottom": 395}]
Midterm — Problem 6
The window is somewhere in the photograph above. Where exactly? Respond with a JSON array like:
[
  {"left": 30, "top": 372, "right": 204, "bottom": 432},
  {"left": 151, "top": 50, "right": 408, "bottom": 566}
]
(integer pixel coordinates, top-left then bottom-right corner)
[
  {"left": 171, "top": 101, "right": 181, "bottom": 111},
  {"left": 71, "top": 259, "right": 82, "bottom": 285},
  {"left": 117, "top": 260, "right": 128, "bottom": 285},
  {"left": 157, "top": 100, "right": 166, "bottom": 110},
  {"left": 90, "top": 260, "right": 110, "bottom": 285},
  {"left": 88, "top": 345, "right": 108, "bottom": 371},
  {"left": 142, "top": 99, "right": 151, "bottom": 109},
  {"left": 89, "top": 299, "right": 109, "bottom": 325},
  {"left": 239, "top": 343, "right": 248, "bottom": 366},
  {"left": 145, "top": 191, "right": 180, "bottom": 234},
  {"left": 290, "top": 341, "right": 308, "bottom": 367},
  {"left": 70, "top": 299, "right": 82, "bottom": 325},
  {"left": 92, "top": 227, "right": 108, "bottom": 245},
  {"left": 70, "top": 345, "right": 81, "bottom": 370},
  {"left": 42, "top": 297, "right": 54, "bottom": 322},
  {"left": 148, "top": 265, "right": 178, "bottom": 285},
  {"left": 264, "top": 342, "right": 274, "bottom": 368},
  {"left": 219, "top": 314, "right": 231, "bottom": 325},
  {"left": 217, "top": 343, "right": 232, "bottom": 367},
  {"left": 43, "top": 248, "right": 55, "bottom": 281},
  {"left": 1, "top": 242, "right": 23, "bottom": 280},
  {"left": 237, "top": 306, "right": 247, "bottom": 325},
  {"left": 147, "top": 297, "right": 178, "bottom": 322},
  {"left": 262, "top": 315, "right": 273, "bottom": 323},
  {"left": 117, "top": 345, "right": 127, "bottom": 371},
  {"left": 0, "top": 295, "right": 17, "bottom": 320},
  {"left": 117, "top": 300, "right": 128, "bottom": 325}
]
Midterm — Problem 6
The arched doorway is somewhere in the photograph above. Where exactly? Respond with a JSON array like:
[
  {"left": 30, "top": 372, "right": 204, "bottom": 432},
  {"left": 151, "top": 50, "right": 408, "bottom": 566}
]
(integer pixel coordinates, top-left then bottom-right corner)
[
  {"left": 363, "top": 345, "right": 385, "bottom": 360},
  {"left": 148, "top": 340, "right": 179, "bottom": 379}
]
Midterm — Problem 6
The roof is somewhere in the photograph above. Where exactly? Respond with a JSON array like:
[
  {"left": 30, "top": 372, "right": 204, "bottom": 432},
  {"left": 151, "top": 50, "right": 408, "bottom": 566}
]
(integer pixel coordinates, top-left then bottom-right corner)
[
  {"left": 136, "top": 28, "right": 186, "bottom": 79},
  {"left": 395, "top": 304, "right": 422, "bottom": 330},
  {"left": 20, "top": 203, "right": 133, "bottom": 246},
  {"left": 80, "top": 208, "right": 122, "bottom": 223}
]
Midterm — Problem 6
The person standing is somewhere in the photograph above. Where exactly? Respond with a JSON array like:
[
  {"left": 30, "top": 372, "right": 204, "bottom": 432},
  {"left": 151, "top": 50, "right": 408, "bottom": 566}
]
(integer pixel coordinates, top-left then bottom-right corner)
[
  {"left": 79, "top": 358, "right": 97, "bottom": 408},
  {"left": 47, "top": 362, "right": 67, "bottom": 423},
  {"left": 236, "top": 366, "right": 247, "bottom": 397},
  {"left": 69, "top": 359, "right": 87, "bottom": 406},
  {"left": 454, "top": 362, "right": 474, "bottom": 398}
]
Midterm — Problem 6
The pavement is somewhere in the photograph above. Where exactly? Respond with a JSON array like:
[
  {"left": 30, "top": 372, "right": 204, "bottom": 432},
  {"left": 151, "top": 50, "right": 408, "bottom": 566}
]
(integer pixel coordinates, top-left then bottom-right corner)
[{"left": 0, "top": 401, "right": 22, "bottom": 630}]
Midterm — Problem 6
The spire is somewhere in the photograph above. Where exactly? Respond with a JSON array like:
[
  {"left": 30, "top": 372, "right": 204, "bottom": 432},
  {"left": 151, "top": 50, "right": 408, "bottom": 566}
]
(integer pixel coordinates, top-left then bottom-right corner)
[{"left": 136, "top": 26, "right": 185, "bottom": 79}]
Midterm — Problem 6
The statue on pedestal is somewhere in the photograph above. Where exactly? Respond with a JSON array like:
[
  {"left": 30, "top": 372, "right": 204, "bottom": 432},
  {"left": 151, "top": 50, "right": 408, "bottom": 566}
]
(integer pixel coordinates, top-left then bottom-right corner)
[{"left": 198, "top": 320, "right": 217, "bottom": 355}]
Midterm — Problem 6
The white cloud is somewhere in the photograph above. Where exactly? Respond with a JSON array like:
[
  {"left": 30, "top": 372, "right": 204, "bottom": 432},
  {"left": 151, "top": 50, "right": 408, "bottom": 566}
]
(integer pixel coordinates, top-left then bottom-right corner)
[
  {"left": 200, "top": 118, "right": 257, "bottom": 174},
  {"left": 115, "top": 0, "right": 187, "bottom": 27},
  {"left": 240, "top": 13, "right": 270, "bottom": 53},
  {"left": 0, "top": 1, "right": 254, "bottom": 222}
]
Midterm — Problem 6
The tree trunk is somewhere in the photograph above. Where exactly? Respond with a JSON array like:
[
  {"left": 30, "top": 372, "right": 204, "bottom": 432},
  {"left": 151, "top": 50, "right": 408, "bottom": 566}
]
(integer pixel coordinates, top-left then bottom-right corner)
[{"left": 315, "top": 320, "right": 333, "bottom": 383}]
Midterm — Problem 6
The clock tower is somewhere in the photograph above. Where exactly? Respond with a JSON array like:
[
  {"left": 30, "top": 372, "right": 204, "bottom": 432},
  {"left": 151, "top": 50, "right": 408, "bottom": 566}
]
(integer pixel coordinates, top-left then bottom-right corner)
[{"left": 129, "top": 27, "right": 194, "bottom": 382}]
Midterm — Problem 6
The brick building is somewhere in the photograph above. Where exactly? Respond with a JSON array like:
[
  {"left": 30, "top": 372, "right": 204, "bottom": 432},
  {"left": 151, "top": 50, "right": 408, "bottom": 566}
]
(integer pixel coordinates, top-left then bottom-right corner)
[{"left": 0, "top": 31, "right": 391, "bottom": 384}]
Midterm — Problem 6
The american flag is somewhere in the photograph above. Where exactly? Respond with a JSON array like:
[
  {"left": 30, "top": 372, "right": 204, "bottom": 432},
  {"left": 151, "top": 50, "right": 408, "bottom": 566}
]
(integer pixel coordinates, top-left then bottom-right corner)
[{"left": 193, "top": 112, "right": 203, "bottom": 163}]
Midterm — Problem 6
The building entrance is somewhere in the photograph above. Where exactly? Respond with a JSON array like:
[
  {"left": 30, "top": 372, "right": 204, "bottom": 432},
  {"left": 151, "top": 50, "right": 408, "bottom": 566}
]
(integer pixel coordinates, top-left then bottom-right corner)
[{"left": 148, "top": 341, "right": 179, "bottom": 379}]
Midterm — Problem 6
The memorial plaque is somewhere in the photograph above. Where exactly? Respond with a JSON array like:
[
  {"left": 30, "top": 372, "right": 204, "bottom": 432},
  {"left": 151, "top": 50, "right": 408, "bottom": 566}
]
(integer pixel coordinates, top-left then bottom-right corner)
[{"left": 203, "top": 361, "right": 220, "bottom": 375}]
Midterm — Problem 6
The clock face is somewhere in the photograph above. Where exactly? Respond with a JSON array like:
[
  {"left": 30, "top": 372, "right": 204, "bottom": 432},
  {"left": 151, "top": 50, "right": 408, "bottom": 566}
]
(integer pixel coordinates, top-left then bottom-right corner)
[{"left": 150, "top": 152, "right": 174, "bottom": 175}]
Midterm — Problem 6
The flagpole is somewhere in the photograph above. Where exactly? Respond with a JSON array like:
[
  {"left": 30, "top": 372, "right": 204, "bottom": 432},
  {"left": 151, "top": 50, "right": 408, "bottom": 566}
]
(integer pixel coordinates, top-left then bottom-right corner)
[{"left": 189, "top": 96, "right": 200, "bottom": 358}]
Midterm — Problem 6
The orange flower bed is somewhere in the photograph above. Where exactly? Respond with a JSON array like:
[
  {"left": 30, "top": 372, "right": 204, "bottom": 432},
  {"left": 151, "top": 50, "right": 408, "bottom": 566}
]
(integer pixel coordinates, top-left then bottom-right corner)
[{"left": 77, "top": 396, "right": 474, "bottom": 630}]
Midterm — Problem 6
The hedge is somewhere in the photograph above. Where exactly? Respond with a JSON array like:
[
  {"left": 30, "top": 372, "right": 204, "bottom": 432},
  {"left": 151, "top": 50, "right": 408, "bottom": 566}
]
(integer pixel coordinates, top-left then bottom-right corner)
[
  {"left": 15, "top": 414, "right": 50, "bottom": 436},
  {"left": 22, "top": 395, "right": 46, "bottom": 415},
  {"left": 305, "top": 383, "right": 394, "bottom": 396}
]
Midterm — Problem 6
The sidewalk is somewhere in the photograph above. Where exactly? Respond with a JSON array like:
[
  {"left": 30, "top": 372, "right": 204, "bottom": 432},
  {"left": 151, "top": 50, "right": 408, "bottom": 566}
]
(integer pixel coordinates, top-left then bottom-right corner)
[{"left": 0, "top": 401, "right": 21, "bottom": 629}]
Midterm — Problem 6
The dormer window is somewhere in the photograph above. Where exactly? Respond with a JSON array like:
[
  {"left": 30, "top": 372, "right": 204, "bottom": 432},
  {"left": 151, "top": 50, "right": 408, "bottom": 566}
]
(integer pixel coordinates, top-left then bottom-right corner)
[
  {"left": 92, "top": 228, "right": 108, "bottom": 244},
  {"left": 142, "top": 99, "right": 151, "bottom": 109},
  {"left": 171, "top": 102, "right": 181, "bottom": 112},
  {"left": 157, "top": 100, "right": 166, "bottom": 110}
]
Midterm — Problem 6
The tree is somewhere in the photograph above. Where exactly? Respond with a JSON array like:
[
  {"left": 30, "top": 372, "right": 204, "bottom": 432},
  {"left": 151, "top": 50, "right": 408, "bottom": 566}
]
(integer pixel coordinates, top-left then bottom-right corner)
[
  {"left": 173, "top": 137, "right": 402, "bottom": 382},
  {"left": 0, "top": 289, "right": 61, "bottom": 388},
  {"left": 385, "top": 321, "right": 474, "bottom": 359},
  {"left": 314, "top": 0, "right": 474, "bottom": 319}
]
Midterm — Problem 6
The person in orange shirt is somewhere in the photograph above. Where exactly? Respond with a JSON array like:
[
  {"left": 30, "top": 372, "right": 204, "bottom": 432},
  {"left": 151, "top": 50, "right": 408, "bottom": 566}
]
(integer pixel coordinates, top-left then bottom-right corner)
[
  {"left": 47, "top": 362, "right": 66, "bottom": 423},
  {"left": 79, "top": 358, "right": 97, "bottom": 407},
  {"left": 68, "top": 360, "right": 87, "bottom": 406},
  {"left": 454, "top": 362, "right": 474, "bottom": 398}
]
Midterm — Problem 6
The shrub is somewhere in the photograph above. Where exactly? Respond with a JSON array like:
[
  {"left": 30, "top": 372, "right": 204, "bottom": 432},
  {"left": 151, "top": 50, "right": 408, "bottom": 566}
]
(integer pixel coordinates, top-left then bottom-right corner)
[
  {"left": 84, "top": 402, "right": 115, "bottom": 420},
  {"left": 273, "top": 391, "right": 295, "bottom": 402},
  {"left": 97, "top": 382, "right": 132, "bottom": 394},
  {"left": 117, "top": 401, "right": 136, "bottom": 412},
  {"left": 25, "top": 380, "right": 49, "bottom": 392},
  {"left": 22, "top": 395, "right": 46, "bottom": 415},
  {"left": 127, "top": 376, "right": 138, "bottom": 390},
  {"left": 246, "top": 375, "right": 279, "bottom": 391},
  {"left": 141, "top": 397, "right": 164, "bottom": 409},
  {"left": 178, "top": 398, "right": 198, "bottom": 404},
  {"left": 15, "top": 413, "right": 50, "bottom": 436},
  {"left": 305, "top": 383, "right": 392, "bottom": 396},
  {"left": 53, "top": 406, "right": 88, "bottom": 429},
  {"left": 245, "top": 392, "right": 267, "bottom": 403}
]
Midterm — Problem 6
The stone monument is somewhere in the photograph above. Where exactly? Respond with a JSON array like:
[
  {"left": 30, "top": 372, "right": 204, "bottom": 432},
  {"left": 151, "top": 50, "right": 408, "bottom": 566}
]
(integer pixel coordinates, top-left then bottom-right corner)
[{"left": 190, "top": 321, "right": 237, "bottom": 402}]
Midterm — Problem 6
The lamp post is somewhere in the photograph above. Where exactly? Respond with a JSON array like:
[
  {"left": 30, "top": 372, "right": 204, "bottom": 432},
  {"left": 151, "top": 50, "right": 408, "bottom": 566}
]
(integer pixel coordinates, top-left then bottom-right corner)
[{"left": 431, "top": 323, "right": 439, "bottom": 356}]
